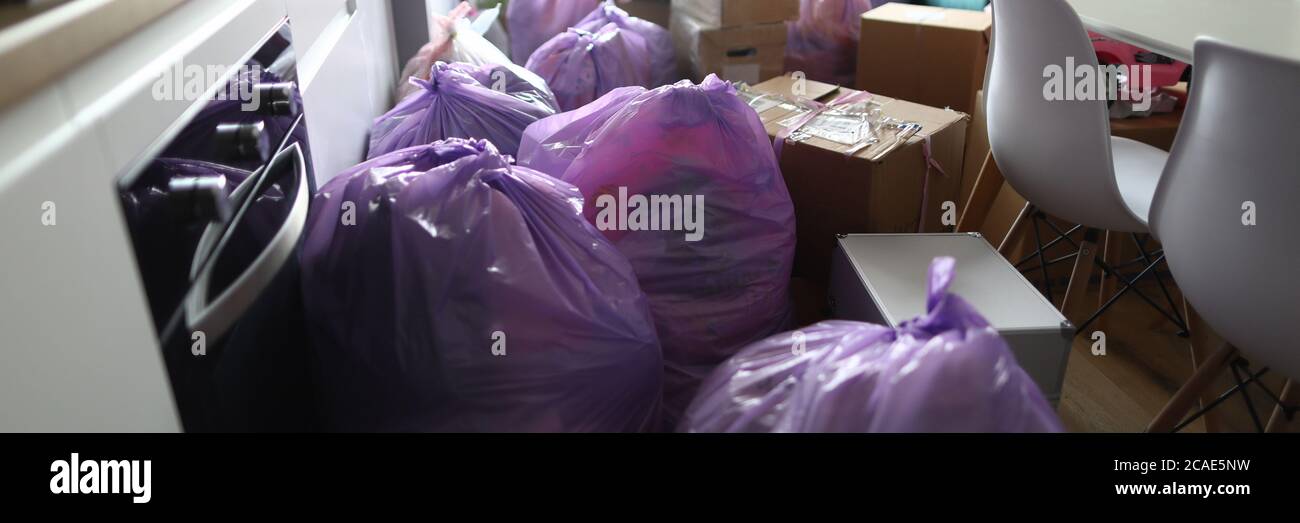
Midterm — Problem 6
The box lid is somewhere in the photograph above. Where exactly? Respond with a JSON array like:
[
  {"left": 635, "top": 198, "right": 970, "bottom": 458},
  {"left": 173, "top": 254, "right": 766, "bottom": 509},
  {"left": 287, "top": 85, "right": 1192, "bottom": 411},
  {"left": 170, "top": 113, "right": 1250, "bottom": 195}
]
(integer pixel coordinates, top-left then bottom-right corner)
[
  {"left": 836, "top": 233, "right": 1070, "bottom": 332},
  {"left": 672, "top": 0, "right": 800, "bottom": 29},
  {"left": 747, "top": 75, "right": 969, "bottom": 162},
  {"left": 698, "top": 20, "right": 789, "bottom": 47},
  {"left": 862, "top": 3, "right": 991, "bottom": 32}
]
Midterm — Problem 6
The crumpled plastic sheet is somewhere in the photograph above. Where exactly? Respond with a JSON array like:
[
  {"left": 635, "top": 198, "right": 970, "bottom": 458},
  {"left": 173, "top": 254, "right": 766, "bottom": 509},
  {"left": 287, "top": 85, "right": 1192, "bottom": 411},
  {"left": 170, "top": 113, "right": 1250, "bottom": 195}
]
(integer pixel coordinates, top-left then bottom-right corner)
[
  {"left": 396, "top": 3, "right": 523, "bottom": 101},
  {"left": 395, "top": 1, "right": 474, "bottom": 101},
  {"left": 785, "top": 0, "right": 876, "bottom": 86},
  {"left": 681, "top": 257, "right": 1065, "bottom": 433},
  {"left": 518, "top": 75, "right": 797, "bottom": 429},
  {"left": 574, "top": 1, "right": 677, "bottom": 87},
  {"left": 300, "top": 138, "right": 664, "bottom": 432},
  {"left": 507, "top": 0, "right": 603, "bottom": 64},
  {"left": 525, "top": 23, "right": 652, "bottom": 111},
  {"left": 370, "top": 61, "right": 558, "bottom": 159}
]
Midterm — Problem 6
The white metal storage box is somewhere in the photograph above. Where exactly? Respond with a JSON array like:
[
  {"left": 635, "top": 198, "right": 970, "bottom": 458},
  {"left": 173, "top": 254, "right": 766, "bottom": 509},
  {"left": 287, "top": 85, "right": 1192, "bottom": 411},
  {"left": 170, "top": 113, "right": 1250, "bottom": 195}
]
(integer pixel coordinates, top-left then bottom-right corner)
[{"left": 829, "top": 233, "right": 1073, "bottom": 403}]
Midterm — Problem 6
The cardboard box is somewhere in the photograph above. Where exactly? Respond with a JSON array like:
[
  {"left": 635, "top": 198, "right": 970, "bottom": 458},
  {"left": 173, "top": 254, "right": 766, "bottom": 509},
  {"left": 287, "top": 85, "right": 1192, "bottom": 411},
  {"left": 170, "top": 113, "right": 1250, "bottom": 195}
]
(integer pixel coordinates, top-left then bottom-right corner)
[
  {"left": 856, "top": 3, "right": 991, "bottom": 115},
  {"left": 747, "top": 75, "right": 969, "bottom": 284},
  {"left": 670, "top": 0, "right": 800, "bottom": 28},
  {"left": 616, "top": 0, "right": 671, "bottom": 28},
  {"left": 672, "top": 11, "right": 787, "bottom": 84}
]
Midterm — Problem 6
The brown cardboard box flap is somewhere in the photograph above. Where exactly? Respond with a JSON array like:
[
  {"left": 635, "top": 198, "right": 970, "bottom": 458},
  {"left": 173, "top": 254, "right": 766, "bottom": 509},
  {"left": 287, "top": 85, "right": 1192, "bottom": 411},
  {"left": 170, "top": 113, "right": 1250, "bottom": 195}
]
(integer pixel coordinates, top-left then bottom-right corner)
[
  {"left": 862, "top": 2, "right": 992, "bottom": 32},
  {"left": 699, "top": 21, "right": 789, "bottom": 48},
  {"left": 749, "top": 75, "right": 842, "bottom": 100},
  {"left": 672, "top": 0, "right": 800, "bottom": 28}
]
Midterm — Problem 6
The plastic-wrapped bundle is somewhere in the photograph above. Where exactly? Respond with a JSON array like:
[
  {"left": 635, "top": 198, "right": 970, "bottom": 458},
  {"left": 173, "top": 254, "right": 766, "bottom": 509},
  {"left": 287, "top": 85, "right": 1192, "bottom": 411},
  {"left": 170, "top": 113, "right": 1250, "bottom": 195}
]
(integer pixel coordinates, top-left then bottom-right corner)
[
  {"left": 301, "top": 139, "right": 663, "bottom": 432},
  {"left": 396, "top": 3, "right": 516, "bottom": 101},
  {"left": 575, "top": 1, "right": 676, "bottom": 87},
  {"left": 507, "top": 0, "right": 602, "bottom": 64},
  {"left": 518, "top": 75, "right": 797, "bottom": 428},
  {"left": 786, "top": 0, "right": 876, "bottom": 86},
  {"left": 370, "top": 61, "right": 558, "bottom": 159},
  {"left": 525, "top": 24, "right": 652, "bottom": 111},
  {"left": 682, "top": 258, "right": 1064, "bottom": 433}
]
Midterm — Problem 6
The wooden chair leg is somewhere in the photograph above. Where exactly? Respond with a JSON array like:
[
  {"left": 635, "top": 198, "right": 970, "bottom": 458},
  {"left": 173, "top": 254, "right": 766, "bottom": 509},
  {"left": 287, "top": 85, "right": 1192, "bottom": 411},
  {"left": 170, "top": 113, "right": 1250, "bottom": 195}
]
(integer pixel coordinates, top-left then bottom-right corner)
[
  {"left": 1147, "top": 338, "right": 1237, "bottom": 433},
  {"left": 1059, "top": 230, "right": 1098, "bottom": 327},
  {"left": 957, "top": 152, "right": 1004, "bottom": 233},
  {"left": 1183, "top": 298, "right": 1226, "bottom": 432},
  {"left": 998, "top": 202, "right": 1033, "bottom": 256},
  {"left": 1266, "top": 381, "right": 1299, "bottom": 433}
]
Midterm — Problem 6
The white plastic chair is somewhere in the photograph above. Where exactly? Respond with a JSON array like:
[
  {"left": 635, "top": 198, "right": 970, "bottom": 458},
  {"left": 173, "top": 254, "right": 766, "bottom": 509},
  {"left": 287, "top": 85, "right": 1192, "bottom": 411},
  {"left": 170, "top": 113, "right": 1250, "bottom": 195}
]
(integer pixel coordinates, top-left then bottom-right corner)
[
  {"left": 986, "top": 0, "right": 1185, "bottom": 335},
  {"left": 1147, "top": 37, "right": 1300, "bottom": 432}
]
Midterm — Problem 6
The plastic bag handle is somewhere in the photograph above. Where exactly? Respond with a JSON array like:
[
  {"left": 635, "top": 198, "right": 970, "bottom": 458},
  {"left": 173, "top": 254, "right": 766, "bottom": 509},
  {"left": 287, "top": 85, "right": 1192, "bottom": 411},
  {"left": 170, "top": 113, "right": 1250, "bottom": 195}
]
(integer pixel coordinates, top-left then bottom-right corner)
[
  {"left": 184, "top": 143, "right": 309, "bottom": 342},
  {"left": 927, "top": 257, "right": 957, "bottom": 313},
  {"left": 467, "top": 4, "right": 500, "bottom": 35}
]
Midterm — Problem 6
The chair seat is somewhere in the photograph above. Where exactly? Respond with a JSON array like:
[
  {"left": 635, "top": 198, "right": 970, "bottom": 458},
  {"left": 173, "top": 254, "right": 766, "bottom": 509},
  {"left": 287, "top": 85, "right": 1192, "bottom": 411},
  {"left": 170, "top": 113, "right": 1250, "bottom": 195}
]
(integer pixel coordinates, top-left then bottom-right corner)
[{"left": 1110, "top": 136, "right": 1169, "bottom": 227}]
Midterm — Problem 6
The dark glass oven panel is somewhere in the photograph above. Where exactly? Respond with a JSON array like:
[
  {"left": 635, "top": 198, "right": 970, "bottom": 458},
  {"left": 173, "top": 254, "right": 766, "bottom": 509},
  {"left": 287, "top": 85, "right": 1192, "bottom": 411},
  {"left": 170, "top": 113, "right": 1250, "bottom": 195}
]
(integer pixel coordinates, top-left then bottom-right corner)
[{"left": 117, "top": 19, "right": 311, "bottom": 337}]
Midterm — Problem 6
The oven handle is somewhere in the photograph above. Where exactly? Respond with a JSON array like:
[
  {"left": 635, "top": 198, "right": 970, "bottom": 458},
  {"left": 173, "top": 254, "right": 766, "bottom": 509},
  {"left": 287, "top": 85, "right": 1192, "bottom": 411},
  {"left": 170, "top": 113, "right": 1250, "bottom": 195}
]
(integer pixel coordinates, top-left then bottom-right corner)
[{"left": 183, "top": 142, "right": 308, "bottom": 342}]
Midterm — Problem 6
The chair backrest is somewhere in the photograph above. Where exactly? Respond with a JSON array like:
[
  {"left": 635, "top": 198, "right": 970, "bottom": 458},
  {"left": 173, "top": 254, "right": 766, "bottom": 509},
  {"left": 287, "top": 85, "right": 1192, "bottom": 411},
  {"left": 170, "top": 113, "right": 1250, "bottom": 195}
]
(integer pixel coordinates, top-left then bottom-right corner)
[
  {"left": 1149, "top": 37, "right": 1300, "bottom": 381},
  {"left": 986, "top": 0, "right": 1146, "bottom": 232}
]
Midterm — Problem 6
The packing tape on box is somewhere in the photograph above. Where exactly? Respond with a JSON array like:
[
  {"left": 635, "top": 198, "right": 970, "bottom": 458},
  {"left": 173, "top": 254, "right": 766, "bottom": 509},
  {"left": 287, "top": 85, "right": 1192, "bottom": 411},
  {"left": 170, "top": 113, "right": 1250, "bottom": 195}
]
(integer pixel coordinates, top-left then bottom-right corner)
[
  {"left": 917, "top": 134, "right": 948, "bottom": 233},
  {"left": 772, "top": 90, "right": 875, "bottom": 160}
]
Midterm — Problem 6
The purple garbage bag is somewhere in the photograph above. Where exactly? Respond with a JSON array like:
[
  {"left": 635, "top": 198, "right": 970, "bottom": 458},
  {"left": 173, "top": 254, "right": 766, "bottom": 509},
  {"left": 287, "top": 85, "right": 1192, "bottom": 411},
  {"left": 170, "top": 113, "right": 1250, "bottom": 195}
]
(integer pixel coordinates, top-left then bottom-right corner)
[
  {"left": 301, "top": 138, "right": 663, "bottom": 432},
  {"left": 506, "top": 0, "right": 602, "bottom": 64},
  {"left": 369, "top": 61, "right": 558, "bottom": 159},
  {"left": 681, "top": 257, "right": 1064, "bottom": 433},
  {"left": 574, "top": 1, "right": 676, "bottom": 87},
  {"left": 525, "top": 23, "right": 652, "bottom": 111},
  {"left": 786, "top": 0, "right": 876, "bottom": 86},
  {"left": 518, "top": 75, "right": 797, "bottom": 429}
]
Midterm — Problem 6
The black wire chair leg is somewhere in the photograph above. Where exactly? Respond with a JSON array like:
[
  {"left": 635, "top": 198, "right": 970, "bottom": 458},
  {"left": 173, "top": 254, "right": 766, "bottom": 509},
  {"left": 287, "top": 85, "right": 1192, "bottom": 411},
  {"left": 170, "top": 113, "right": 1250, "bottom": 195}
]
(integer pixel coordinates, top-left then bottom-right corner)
[
  {"left": 1230, "top": 360, "right": 1267, "bottom": 433},
  {"left": 1074, "top": 255, "right": 1170, "bottom": 335},
  {"left": 1173, "top": 366, "right": 1270, "bottom": 433},
  {"left": 1131, "top": 233, "right": 1189, "bottom": 335},
  {"left": 1090, "top": 256, "right": 1188, "bottom": 330},
  {"left": 1013, "top": 224, "right": 1083, "bottom": 269},
  {"left": 1031, "top": 213, "right": 1054, "bottom": 303}
]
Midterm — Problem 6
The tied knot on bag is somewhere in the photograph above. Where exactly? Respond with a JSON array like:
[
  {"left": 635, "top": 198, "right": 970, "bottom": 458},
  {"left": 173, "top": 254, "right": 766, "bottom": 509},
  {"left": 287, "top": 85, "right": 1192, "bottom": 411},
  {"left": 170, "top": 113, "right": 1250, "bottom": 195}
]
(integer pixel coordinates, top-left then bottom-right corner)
[{"left": 413, "top": 62, "right": 462, "bottom": 92}]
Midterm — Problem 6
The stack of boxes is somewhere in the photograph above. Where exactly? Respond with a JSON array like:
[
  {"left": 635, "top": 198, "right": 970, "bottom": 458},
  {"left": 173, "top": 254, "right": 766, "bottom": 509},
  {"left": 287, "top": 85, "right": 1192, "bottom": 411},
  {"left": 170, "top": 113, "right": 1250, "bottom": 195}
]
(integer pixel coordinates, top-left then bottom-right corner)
[
  {"left": 856, "top": 2, "right": 992, "bottom": 117},
  {"left": 669, "top": 0, "right": 800, "bottom": 85}
]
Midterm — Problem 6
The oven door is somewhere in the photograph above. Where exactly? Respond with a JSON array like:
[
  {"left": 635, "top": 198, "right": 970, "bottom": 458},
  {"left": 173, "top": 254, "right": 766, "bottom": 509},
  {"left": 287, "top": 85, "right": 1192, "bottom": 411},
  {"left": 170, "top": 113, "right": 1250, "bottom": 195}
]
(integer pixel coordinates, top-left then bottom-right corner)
[{"left": 114, "top": 19, "right": 321, "bottom": 432}]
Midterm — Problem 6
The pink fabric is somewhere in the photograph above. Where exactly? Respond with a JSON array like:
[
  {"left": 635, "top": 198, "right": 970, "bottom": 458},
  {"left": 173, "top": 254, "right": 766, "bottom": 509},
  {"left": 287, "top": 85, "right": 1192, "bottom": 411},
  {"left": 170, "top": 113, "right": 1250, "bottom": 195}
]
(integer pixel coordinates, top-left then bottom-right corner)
[{"left": 785, "top": 0, "right": 876, "bottom": 86}]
